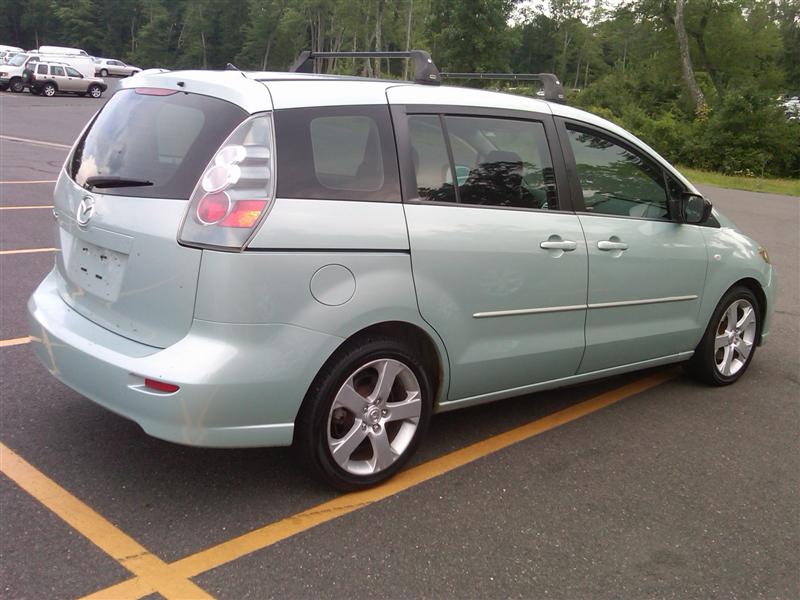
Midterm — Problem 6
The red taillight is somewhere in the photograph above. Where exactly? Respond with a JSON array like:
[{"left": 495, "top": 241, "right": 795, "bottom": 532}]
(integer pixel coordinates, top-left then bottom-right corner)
[
  {"left": 144, "top": 379, "right": 180, "bottom": 393},
  {"left": 196, "top": 192, "right": 231, "bottom": 224},
  {"left": 220, "top": 200, "right": 267, "bottom": 228},
  {"left": 179, "top": 114, "right": 275, "bottom": 250},
  {"left": 135, "top": 87, "right": 178, "bottom": 96}
]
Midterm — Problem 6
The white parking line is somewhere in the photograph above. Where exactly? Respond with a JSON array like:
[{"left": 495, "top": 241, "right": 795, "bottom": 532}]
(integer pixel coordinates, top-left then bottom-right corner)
[
  {"left": 0, "top": 205, "right": 54, "bottom": 210},
  {"left": 0, "top": 180, "right": 57, "bottom": 184},
  {"left": 0, "top": 248, "right": 58, "bottom": 256},
  {"left": 0, "top": 135, "right": 70, "bottom": 150}
]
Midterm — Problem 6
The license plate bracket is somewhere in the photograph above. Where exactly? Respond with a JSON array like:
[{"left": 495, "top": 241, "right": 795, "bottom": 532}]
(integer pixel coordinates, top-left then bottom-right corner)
[{"left": 65, "top": 239, "right": 128, "bottom": 301}]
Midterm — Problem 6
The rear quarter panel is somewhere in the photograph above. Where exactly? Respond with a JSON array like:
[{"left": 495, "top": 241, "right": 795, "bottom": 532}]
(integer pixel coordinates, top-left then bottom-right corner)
[{"left": 198, "top": 198, "right": 451, "bottom": 404}]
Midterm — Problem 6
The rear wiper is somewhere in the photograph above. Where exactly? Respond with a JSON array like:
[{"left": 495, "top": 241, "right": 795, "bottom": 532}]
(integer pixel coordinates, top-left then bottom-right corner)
[{"left": 85, "top": 176, "right": 154, "bottom": 189}]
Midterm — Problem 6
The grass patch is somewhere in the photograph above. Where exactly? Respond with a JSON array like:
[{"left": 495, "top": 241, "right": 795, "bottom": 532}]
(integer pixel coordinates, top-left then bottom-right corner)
[{"left": 677, "top": 166, "right": 800, "bottom": 197}]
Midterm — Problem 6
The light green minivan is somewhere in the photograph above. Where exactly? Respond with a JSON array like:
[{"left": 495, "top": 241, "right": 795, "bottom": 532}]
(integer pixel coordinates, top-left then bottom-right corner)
[{"left": 28, "top": 52, "right": 775, "bottom": 489}]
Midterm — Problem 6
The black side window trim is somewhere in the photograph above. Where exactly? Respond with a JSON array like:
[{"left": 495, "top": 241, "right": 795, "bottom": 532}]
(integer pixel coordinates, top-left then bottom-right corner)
[{"left": 392, "top": 104, "right": 575, "bottom": 213}]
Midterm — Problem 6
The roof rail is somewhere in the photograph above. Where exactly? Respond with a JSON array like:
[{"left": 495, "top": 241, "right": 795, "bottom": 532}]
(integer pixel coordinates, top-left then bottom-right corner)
[
  {"left": 440, "top": 72, "right": 566, "bottom": 104},
  {"left": 289, "top": 50, "right": 441, "bottom": 86}
]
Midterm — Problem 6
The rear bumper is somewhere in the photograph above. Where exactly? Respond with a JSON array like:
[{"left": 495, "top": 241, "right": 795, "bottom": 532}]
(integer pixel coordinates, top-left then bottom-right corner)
[{"left": 28, "top": 269, "right": 343, "bottom": 447}]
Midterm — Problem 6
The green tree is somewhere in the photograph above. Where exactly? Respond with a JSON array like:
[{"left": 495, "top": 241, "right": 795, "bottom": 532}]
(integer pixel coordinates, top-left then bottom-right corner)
[{"left": 426, "top": 0, "right": 516, "bottom": 72}]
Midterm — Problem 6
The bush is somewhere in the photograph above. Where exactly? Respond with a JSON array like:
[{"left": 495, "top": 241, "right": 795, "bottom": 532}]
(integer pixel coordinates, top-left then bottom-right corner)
[{"left": 575, "top": 81, "right": 800, "bottom": 179}]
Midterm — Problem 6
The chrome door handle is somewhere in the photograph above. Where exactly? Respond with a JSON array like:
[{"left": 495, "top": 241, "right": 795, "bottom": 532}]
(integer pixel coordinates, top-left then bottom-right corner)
[
  {"left": 597, "top": 240, "right": 629, "bottom": 251},
  {"left": 540, "top": 240, "right": 578, "bottom": 251}
]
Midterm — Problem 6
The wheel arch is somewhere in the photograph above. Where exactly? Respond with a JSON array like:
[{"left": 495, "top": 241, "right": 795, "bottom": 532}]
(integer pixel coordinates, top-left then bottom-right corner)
[
  {"left": 317, "top": 320, "right": 447, "bottom": 410},
  {"left": 729, "top": 277, "right": 767, "bottom": 343}
]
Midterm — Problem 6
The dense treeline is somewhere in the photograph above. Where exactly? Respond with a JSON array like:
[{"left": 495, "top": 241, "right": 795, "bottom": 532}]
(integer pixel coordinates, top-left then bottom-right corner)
[{"left": 1, "top": 0, "right": 798, "bottom": 177}]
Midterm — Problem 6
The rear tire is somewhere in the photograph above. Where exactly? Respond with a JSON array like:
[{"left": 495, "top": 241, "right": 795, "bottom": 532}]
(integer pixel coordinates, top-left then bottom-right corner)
[
  {"left": 42, "top": 83, "right": 56, "bottom": 97},
  {"left": 294, "top": 336, "right": 433, "bottom": 490},
  {"left": 687, "top": 286, "right": 760, "bottom": 386},
  {"left": 100, "top": 68, "right": 109, "bottom": 77}
]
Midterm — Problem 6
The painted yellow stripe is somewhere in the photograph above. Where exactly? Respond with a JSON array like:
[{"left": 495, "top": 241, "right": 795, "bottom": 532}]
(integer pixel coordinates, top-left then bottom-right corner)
[
  {"left": 0, "top": 337, "right": 30, "bottom": 348},
  {"left": 0, "top": 205, "right": 54, "bottom": 210},
  {"left": 0, "top": 247, "right": 58, "bottom": 256},
  {"left": 0, "top": 443, "right": 215, "bottom": 600},
  {"left": 0, "top": 180, "right": 58, "bottom": 184},
  {"left": 83, "top": 370, "right": 675, "bottom": 599}
]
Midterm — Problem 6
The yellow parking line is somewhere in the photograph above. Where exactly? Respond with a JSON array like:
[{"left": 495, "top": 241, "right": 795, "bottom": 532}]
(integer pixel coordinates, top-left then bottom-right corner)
[
  {"left": 0, "top": 443, "right": 215, "bottom": 600},
  {"left": 0, "top": 337, "right": 30, "bottom": 348},
  {"left": 83, "top": 370, "right": 675, "bottom": 599},
  {"left": 0, "top": 205, "right": 54, "bottom": 210},
  {"left": 0, "top": 180, "right": 58, "bottom": 184},
  {"left": 0, "top": 247, "right": 58, "bottom": 256}
]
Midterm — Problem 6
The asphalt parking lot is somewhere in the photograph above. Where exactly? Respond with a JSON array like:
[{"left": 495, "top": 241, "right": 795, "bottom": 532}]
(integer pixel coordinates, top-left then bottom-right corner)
[{"left": 1, "top": 82, "right": 798, "bottom": 600}]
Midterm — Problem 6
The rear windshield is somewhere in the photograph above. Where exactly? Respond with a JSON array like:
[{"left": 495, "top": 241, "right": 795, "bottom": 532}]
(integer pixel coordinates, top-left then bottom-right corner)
[{"left": 70, "top": 89, "right": 247, "bottom": 199}]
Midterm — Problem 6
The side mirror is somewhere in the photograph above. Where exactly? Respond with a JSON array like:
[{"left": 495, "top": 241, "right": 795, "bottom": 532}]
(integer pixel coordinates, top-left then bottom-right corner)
[{"left": 679, "top": 192, "right": 712, "bottom": 224}]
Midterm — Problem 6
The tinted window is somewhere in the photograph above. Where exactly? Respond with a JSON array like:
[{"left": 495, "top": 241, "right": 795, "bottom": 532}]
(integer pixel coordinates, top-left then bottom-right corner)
[
  {"left": 567, "top": 127, "right": 669, "bottom": 220},
  {"left": 65, "top": 67, "right": 81, "bottom": 77},
  {"left": 36, "top": 64, "right": 47, "bottom": 74},
  {"left": 51, "top": 66, "right": 65, "bottom": 76},
  {"left": 310, "top": 116, "right": 384, "bottom": 191},
  {"left": 443, "top": 116, "right": 557, "bottom": 209},
  {"left": 70, "top": 89, "right": 246, "bottom": 199},
  {"left": 275, "top": 105, "right": 400, "bottom": 202},
  {"left": 408, "top": 115, "right": 456, "bottom": 203}
]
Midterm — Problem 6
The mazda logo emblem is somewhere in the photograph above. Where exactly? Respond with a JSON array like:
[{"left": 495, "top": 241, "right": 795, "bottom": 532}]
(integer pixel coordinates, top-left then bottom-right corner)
[{"left": 76, "top": 196, "right": 95, "bottom": 226}]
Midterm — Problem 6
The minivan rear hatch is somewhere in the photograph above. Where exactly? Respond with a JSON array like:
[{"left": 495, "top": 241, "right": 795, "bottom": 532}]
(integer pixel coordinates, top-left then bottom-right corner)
[{"left": 53, "top": 87, "right": 248, "bottom": 347}]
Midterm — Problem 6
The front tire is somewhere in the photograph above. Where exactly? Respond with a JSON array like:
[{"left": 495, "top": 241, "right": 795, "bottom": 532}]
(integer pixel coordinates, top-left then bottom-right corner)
[
  {"left": 9, "top": 77, "right": 24, "bottom": 93},
  {"left": 88, "top": 85, "right": 102, "bottom": 98},
  {"left": 687, "top": 286, "right": 760, "bottom": 386},
  {"left": 295, "top": 337, "right": 433, "bottom": 490}
]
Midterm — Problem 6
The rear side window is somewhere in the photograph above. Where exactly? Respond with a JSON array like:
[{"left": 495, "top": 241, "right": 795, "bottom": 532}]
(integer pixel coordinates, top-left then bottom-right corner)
[
  {"left": 275, "top": 105, "right": 400, "bottom": 202},
  {"left": 70, "top": 89, "right": 247, "bottom": 199},
  {"left": 408, "top": 114, "right": 557, "bottom": 210},
  {"left": 310, "top": 116, "right": 384, "bottom": 191},
  {"left": 51, "top": 66, "right": 65, "bottom": 76},
  {"left": 36, "top": 64, "right": 47, "bottom": 74}
]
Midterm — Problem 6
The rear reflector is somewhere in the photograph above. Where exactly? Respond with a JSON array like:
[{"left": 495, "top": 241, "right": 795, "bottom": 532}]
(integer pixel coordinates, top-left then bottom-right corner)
[
  {"left": 144, "top": 378, "right": 180, "bottom": 393},
  {"left": 135, "top": 87, "right": 178, "bottom": 96}
]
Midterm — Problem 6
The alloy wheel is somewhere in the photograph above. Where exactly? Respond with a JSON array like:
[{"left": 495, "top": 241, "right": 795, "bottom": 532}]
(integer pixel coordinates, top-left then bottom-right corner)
[
  {"left": 714, "top": 298, "right": 757, "bottom": 377},
  {"left": 326, "top": 358, "right": 422, "bottom": 476}
]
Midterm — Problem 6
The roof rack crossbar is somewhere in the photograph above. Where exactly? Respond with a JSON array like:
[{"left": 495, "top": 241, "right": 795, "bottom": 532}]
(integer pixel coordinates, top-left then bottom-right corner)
[
  {"left": 290, "top": 50, "right": 441, "bottom": 86},
  {"left": 440, "top": 72, "right": 566, "bottom": 104}
]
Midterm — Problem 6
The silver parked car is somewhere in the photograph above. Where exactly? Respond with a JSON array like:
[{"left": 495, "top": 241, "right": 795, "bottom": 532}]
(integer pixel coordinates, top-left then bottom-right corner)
[
  {"left": 94, "top": 57, "right": 141, "bottom": 77},
  {"left": 28, "top": 51, "right": 776, "bottom": 490}
]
